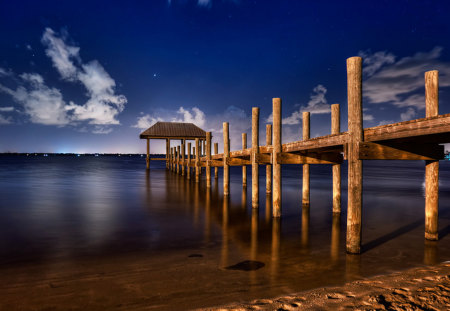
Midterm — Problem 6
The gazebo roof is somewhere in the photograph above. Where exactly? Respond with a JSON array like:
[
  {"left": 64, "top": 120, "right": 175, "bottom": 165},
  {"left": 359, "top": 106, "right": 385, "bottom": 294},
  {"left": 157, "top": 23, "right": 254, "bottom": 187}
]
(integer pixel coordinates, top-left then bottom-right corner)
[{"left": 139, "top": 122, "right": 207, "bottom": 140}]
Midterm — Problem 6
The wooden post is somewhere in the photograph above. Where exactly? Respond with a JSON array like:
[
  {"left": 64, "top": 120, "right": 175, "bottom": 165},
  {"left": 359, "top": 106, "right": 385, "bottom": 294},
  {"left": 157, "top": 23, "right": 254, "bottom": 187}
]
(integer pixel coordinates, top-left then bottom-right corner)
[
  {"left": 187, "top": 142, "right": 191, "bottom": 179},
  {"left": 170, "top": 147, "right": 173, "bottom": 171},
  {"left": 346, "top": 56, "right": 363, "bottom": 254},
  {"left": 332, "top": 104, "right": 341, "bottom": 213},
  {"left": 177, "top": 146, "right": 180, "bottom": 174},
  {"left": 166, "top": 139, "right": 170, "bottom": 169},
  {"left": 425, "top": 70, "right": 439, "bottom": 241},
  {"left": 266, "top": 124, "right": 272, "bottom": 194},
  {"left": 214, "top": 143, "right": 218, "bottom": 179},
  {"left": 223, "top": 122, "right": 230, "bottom": 195},
  {"left": 242, "top": 133, "right": 247, "bottom": 187},
  {"left": 206, "top": 132, "right": 212, "bottom": 188},
  {"left": 252, "top": 107, "right": 260, "bottom": 208},
  {"left": 273, "top": 98, "right": 282, "bottom": 217},
  {"left": 146, "top": 138, "right": 150, "bottom": 170},
  {"left": 302, "top": 111, "right": 310, "bottom": 207},
  {"left": 181, "top": 140, "right": 185, "bottom": 176},
  {"left": 195, "top": 139, "right": 200, "bottom": 182}
]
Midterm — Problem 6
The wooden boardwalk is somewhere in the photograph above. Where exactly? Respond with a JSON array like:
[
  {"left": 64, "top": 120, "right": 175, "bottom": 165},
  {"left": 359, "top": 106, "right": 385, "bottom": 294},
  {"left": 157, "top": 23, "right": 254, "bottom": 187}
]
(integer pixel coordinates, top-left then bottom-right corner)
[{"left": 153, "top": 57, "right": 449, "bottom": 254}]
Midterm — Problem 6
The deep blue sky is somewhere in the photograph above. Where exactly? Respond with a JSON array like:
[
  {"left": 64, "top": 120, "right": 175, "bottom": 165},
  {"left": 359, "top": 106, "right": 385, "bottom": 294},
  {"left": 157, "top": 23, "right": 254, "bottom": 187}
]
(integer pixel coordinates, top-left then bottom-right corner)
[{"left": 1, "top": 0, "right": 450, "bottom": 153}]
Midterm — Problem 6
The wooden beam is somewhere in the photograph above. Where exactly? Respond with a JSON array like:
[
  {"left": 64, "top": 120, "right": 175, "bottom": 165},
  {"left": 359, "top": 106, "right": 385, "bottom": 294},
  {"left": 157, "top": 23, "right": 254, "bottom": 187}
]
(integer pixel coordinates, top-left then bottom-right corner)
[
  {"left": 332, "top": 104, "right": 341, "bottom": 214},
  {"left": 255, "top": 153, "right": 271, "bottom": 164},
  {"left": 282, "top": 133, "right": 347, "bottom": 153},
  {"left": 346, "top": 56, "right": 363, "bottom": 254},
  {"left": 242, "top": 133, "right": 247, "bottom": 187},
  {"left": 302, "top": 111, "right": 310, "bottom": 208},
  {"left": 223, "top": 122, "right": 230, "bottom": 195},
  {"left": 227, "top": 158, "right": 251, "bottom": 166},
  {"left": 187, "top": 142, "right": 191, "bottom": 179},
  {"left": 206, "top": 132, "right": 211, "bottom": 188},
  {"left": 359, "top": 142, "right": 444, "bottom": 160},
  {"left": 273, "top": 98, "right": 282, "bottom": 217},
  {"left": 425, "top": 70, "right": 439, "bottom": 241},
  {"left": 276, "top": 152, "right": 343, "bottom": 164},
  {"left": 252, "top": 107, "right": 260, "bottom": 208},
  {"left": 266, "top": 124, "right": 272, "bottom": 194}
]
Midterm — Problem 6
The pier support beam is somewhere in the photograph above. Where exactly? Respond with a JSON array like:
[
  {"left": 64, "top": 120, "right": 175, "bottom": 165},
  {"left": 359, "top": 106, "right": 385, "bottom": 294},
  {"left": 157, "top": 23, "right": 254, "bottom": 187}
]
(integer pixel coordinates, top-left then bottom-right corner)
[
  {"left": 252, "top": 107, "right": 260, "bottom": 208},
  {"left": 214, "top": 143, "right": 218, "bottom": 179},
  {"left": 206, "top": 132, "right": 212, "bottom": 188},
  {"left": 166, "top": 139, "right": 170, "bottom": 169},
  {"left": 170, "top": 147, "right": 173, "bottom": 171},
  {"left": 302, "top": 112, "right": 310, "bottom": 208},
  {"left": 242, "top": 133, "right": 247, "bottom": 187},
  {"left": 182, "top": 140, "right": 185, "bottom": 176},
  {"left": 266, "top": 124, "right": 272, "bottom": 194},
  {"left": 272, "top": 98, "right": 282, "bottom": 217},
  {"left": 195, "top": 139, "right": 200, "bottom": 182},
  {"left": 346, "top": 56, "right": 363, "bottom": 254},
  {"left": 332, "top": 104, "right": 341, "bottom": 213},
  {"left": 146, "top": 138, "right": 150, "bottom": 170},
  {"left": 177, "top": 145, "right": 180, "bottom": 174},
  {"left": 187, "top": 142, "right": 191, "bottom": 179},
  {"left": 425, "top": 70, "right": 439, "bottom": 241},
  {"left": 223, "top": 122, "right": 230, "bottom": 195}
]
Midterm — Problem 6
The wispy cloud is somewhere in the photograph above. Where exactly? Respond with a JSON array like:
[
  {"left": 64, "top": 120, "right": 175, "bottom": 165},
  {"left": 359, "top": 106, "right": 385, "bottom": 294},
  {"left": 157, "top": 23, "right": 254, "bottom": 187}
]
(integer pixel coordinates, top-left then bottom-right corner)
[
  {"left": 0, "top": 106, "right": 14, "bottom": 112},
  {"left": 0, "top": 114, "right": 12, "bottom": 124},
  {"left": 361, "top": 47, "right": 450, "bottom": 109},
  {"left": 400, "top": 107, "right": 416, "bottom": 121},
  {"left": 133, "top": 113, "right": 164, "bottom": 130},
  {"left": 0, "top": 28, "right": 127, "bottom": 132}
]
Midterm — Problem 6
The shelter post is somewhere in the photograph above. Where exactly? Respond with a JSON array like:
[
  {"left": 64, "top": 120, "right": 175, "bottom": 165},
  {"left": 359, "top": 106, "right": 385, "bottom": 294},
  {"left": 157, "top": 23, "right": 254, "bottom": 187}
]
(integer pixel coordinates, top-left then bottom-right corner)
[{"left": 252, "top": 107, "right": 260, "bottom": 208}]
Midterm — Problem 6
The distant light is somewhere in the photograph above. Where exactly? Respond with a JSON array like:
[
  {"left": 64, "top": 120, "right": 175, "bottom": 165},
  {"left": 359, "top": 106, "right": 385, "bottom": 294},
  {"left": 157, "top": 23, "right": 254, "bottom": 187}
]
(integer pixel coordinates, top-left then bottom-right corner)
[{"left": 153, "top": 73, "right": 157, "bottom": 77}]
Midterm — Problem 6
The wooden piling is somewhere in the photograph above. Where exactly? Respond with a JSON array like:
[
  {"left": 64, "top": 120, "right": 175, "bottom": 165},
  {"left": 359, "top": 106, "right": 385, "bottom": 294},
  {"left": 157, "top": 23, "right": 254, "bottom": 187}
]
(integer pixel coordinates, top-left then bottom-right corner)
[
  {"left": 252, "top": 107, "right": 260, "bottom": 208},
  {"left": 206, "top": 132, "right": 212, "bottom": 188},
  {"left": 223, "top": 122, "right": 230, "bottom": 195},
  {"left": 332, "top": 104, "right": 341, "bottom": 213},
  {"left": 346, "top": 56, "right": 363, "bottom": 254},
  {"left": 166, "top": 139, "right": 170, "bottom": 169},
  {"left": 181, "top": 140, "right": 185, "bottom": 176},
  {"left": 146, "top": 138, "right": 150, "bottom": 169},
  {"left": 214, "top": 143, "right": 218, "bottom": 179},
  {"left": 425, "top": 70, "right": 439, "bottom": 241},
  {"left": 177, "top": 145, "right": 180, "bottom": 174},
  {"left": 170, "top": 147, "right": 173, "bottom": 171},
  {"left": 302, "top": 111, "right": 310, "bottom": 208},
  {"left": 266, "top": 124, "right": 272, "bottom": 194},
  {"left": 187, "top": 142, "right": 191, "bottom": 179},
  {"left": 242, "top": 133, "right": 247, "bottom": 187},
  {"left": 272, "top": 98, "right": 282, "bottom": 217},
  {"left": 195, "top": 138, "right": 200, "bottom": 182}
]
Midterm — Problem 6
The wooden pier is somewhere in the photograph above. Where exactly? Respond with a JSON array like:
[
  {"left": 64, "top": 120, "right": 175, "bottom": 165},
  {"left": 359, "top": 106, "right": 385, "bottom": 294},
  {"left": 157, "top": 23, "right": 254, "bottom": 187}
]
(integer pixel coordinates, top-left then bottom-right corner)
[{"left": 141, "top": 56, "right": 449, "bottom": 254}]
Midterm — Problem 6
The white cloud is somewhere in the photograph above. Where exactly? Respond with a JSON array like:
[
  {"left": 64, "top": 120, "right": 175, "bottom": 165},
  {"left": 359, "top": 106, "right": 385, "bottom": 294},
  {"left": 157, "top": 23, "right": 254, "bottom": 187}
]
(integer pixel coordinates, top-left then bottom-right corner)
[
  {"left": 362, "top": 47, "right": 450, "bottom": 109},
  {"left": 0, "top": 114, "right": 12, "bottom": 124},
  {"left": 0, "top": 28, "right": 127, "bottom": 132},
  {"left": 363, "top": 113, "right": 374, "bottom": 121},
  {"left": 133, "top": 113, "right": 163, "bottom": 130},
  {"left": 400, "top": 107, "right": 416, "bottom": 121},
  {"left": 0, "top": 106, "right": 14, "bottom": 112},
  {"left": 359, "top": 50, "right": 396, "bottom": 76},
  {"left": 277, "top": 84, "right": 331, "bottom": 125},
  {"left": 172, "top": 107, "right": 206, "bottom": 127}
]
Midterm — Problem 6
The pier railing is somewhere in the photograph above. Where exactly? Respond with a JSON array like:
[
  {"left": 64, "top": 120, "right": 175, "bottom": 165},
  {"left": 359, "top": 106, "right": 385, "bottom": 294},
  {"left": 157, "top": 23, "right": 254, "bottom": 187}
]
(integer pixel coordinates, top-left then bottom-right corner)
[{"left": 162, "top": 57, "right": 449, "bottom": 254}]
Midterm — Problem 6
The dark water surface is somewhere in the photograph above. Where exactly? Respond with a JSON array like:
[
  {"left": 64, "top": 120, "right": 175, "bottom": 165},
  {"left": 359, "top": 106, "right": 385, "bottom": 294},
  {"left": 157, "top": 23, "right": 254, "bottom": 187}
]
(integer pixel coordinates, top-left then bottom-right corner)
[{"left": 0, "top": 155, "right": 449, "bottom": 309}]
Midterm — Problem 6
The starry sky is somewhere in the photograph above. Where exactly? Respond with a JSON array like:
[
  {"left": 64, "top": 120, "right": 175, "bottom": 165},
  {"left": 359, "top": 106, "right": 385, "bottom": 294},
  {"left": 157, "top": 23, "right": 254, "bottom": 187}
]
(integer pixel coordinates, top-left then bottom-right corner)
[{"left": 1, "top": 0, "right": 450, "bottom": 153}]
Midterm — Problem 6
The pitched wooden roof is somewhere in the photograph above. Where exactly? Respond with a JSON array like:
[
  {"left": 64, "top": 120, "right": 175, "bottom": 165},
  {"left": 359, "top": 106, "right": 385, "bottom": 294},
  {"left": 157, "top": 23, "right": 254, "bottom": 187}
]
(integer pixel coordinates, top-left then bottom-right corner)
[{"left": 139, "top": 122, "right": 207, "bottom": 139}]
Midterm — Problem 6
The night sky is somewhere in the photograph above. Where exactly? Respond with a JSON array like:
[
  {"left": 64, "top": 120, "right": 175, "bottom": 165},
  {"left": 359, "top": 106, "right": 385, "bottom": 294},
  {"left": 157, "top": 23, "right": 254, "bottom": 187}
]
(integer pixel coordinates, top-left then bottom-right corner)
[{"left": 1, "top": 0, "right": 450, "bottom": 153}]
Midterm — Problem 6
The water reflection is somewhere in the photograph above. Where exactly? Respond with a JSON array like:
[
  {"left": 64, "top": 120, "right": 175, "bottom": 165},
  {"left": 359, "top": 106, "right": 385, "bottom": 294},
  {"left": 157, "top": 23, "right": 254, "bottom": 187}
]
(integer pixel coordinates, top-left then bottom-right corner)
[
  {"left": 301, "top": 206, "right": 309, "bottom": 249},
  {"left": 331, "top": 213, "right": 340, "bottom": 263}
]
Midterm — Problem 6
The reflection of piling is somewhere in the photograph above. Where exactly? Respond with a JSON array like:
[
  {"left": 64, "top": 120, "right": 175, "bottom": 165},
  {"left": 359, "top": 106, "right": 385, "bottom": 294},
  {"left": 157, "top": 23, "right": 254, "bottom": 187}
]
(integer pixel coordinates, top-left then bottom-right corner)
[
  {"left": 301, "top": 205, "right": 310, "bottom": 249},
  {"left": 332, "top": 104, "right": 341, "bottom": 213},
  {"left": 331, "top": 213, "right": 340, "bottom": 262},
  {"left": 223, "top": 122, "right": 230, "bottom": 195},
  {"left": 346, "top": 57, "right": 363, "bottom": 254},
  {"left": 270, "top": 218, "right": 281, "bottom": 283},
  {"left": 252, "top": 107, "right": 260, "bottom": 208},
  {"left": 272, "top": 98, "right": 282, "bottom": 217},
  {"left": 425, "top": 70, "right": 439, "bottom": 241},
  {"left": 302, "top": 112, "right": 310, "bottom": 208},
  {"left": 221, "top": 196, "right": 229, "bottom": 267},
  {"left": 241, "top": 186, "right": 247, "bottom": 209},
  {"left": 242, "top": 133, "right": 247, "bottom": 187},
  {"left": 265, "top": 194, "right": 271, "bottom": 224},
  {"left": 424, "top": 239, "right": 438, "bottom": 265},
  {"left": 345, "top": 254, "right": 361, "bottom": 281},
  {"left": 266, "top": 124, "right": 272, "bottom": 194}
]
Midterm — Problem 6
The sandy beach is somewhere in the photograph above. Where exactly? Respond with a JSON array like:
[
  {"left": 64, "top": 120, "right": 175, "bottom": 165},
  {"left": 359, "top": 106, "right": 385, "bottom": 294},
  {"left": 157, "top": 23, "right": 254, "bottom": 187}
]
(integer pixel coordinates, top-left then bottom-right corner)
[{"left": 211, "top": 261, "right": 450, "bottom": 310}]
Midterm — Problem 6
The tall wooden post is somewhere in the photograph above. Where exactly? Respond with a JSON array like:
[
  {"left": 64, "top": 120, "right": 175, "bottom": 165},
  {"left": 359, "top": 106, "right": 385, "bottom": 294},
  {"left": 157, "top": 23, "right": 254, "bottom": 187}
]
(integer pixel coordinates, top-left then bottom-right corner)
[
  {"left": 223, "top": 122, "right": 230, "bottom": 195},
  {"left": 166, "top": 139, "right": 170, "bottom": 169},
  {"left": 195, "top": 139, "right": 200, "bottom": 182},
  {"left": 425, "top": 70, "right": 439, "bottom": 241},
  {"left": 332, "top": 104, "right": 341, "bottom": 213},
  {"left": 302, "top": 112, "right": 310, "bottom": 207},
  {"left": 181, "top": 140, "right": 186, "bottom": 176},
  {"left": 272, "top": 98, "right": 282, "bottom": 217},
  {"left": 214, "top": 143, "right": 218, "bottom": 179},
  {"left": 252, "top": 107, "right": 260, "bottom": 208},
  {"left": 346, "top": 56, "right": 363, "bottom": 254},
  {"left": 187, "top": 142, "right": 191, "bottom": 179},
  {"left": 266, "top": 124, "right": 272, "bottom": 194},
  {"left": 206, "top": 132, "right": 212, "bottom": 188},
  {"left": 170, "top": 147, "right": 173, "bottom": 171},
  {"left": 146, "top": 138, "right": 150, "bottom": 170},
  {"left": 242, "top": 133, "right": 247, "bottom": 187},
  {"left": 177, "top": 146, "right": 180, "bottom": 174}
]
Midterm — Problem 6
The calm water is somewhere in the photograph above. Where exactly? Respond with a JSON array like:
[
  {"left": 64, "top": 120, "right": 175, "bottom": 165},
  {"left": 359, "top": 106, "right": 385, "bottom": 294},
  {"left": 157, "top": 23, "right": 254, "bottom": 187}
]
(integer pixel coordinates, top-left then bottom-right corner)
[{"left": 0, "top": 155, "right": 449, "bottom": 309}]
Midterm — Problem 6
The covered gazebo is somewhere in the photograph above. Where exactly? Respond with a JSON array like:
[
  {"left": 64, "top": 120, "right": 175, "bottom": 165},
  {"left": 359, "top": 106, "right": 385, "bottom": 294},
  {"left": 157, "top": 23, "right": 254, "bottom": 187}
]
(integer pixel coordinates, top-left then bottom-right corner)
[{"left": 139, "top": 121, "right": 207, "bottom": 169}]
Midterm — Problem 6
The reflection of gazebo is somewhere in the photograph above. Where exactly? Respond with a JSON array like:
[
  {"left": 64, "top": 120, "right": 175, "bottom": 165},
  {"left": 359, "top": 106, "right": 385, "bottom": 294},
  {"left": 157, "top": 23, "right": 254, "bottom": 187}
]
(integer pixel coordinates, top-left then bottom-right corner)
[{"left": 139, "top": 122, "right": 207, "bottom": 169}]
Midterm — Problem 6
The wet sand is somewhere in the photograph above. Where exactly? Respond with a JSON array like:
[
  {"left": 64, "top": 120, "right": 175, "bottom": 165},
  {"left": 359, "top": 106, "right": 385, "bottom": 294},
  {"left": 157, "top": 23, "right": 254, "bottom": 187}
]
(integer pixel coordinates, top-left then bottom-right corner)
[{"left": 212, "top": 261, "right": 450, "bottom": 310}]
